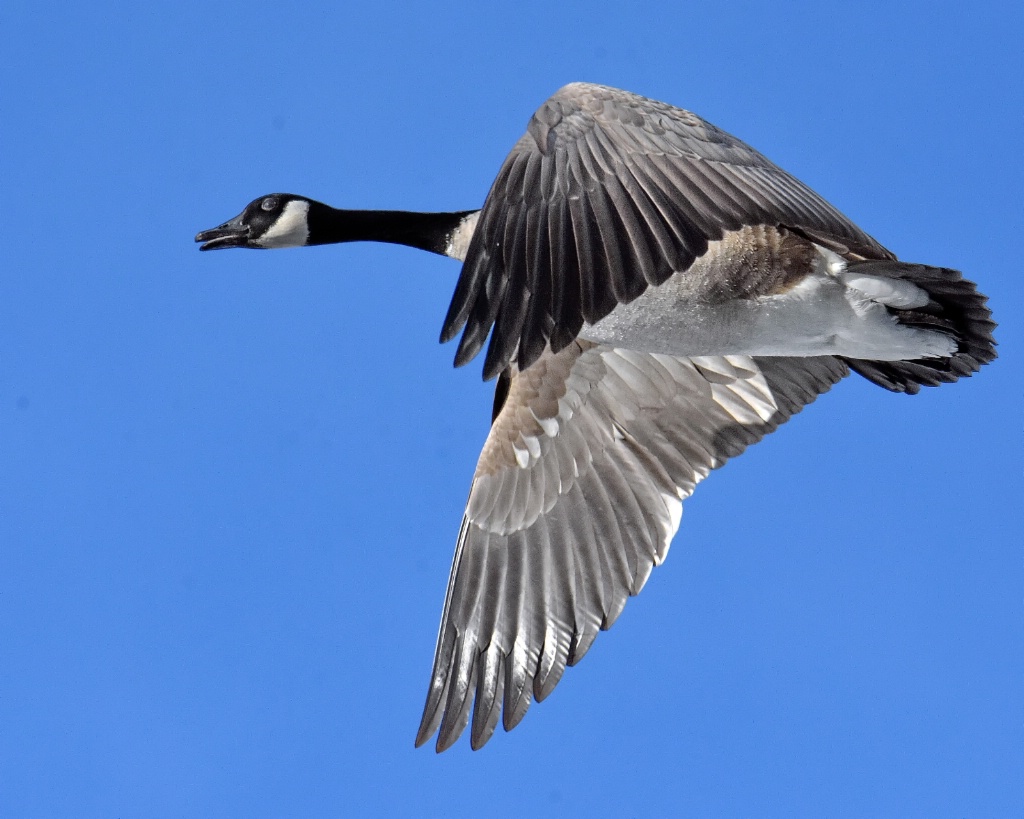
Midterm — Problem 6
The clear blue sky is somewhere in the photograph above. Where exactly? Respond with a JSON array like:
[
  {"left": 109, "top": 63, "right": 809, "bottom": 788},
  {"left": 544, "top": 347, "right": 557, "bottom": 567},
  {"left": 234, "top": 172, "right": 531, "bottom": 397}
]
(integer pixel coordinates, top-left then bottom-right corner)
[{"left": 1, "top": 1, "right": 1021, "bottom": 816}]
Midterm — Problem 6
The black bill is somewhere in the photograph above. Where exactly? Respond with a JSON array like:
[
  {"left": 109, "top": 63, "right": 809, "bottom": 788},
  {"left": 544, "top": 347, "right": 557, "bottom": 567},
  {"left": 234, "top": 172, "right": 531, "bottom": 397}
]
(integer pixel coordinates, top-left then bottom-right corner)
[{"left": 195, "top": 213, "right": 250, "bottom": 251}]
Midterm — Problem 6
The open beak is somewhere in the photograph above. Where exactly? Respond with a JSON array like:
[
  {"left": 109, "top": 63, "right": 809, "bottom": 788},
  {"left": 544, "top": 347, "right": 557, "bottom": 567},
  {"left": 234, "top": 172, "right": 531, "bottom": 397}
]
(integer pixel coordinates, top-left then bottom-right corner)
[{"left": 195, "top": 212, "right": 250, "bottom": 250}]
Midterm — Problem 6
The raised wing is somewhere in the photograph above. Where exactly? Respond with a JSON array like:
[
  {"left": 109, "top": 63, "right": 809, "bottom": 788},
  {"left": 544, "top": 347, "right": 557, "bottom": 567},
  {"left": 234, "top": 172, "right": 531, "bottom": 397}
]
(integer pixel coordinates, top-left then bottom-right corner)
[
  {"left": 441, "top": 82, "right": 893, "bottom": 379},
  {"left": 415, "top": 343, "right": 849, "bottom": 751}
]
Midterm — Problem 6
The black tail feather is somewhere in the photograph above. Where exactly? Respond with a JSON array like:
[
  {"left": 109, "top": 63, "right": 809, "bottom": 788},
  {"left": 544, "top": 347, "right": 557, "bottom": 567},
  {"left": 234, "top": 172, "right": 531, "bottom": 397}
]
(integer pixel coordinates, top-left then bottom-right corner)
[{"left": 840, "top": 261, "right": 997, "bottom": 394}]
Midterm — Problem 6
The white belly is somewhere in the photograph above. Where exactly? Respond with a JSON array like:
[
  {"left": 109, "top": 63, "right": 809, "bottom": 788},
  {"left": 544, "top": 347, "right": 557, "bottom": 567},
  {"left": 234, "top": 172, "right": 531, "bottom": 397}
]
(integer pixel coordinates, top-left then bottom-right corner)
[{"left": 581, "top": 261, "right": 956, "bottom": 362}]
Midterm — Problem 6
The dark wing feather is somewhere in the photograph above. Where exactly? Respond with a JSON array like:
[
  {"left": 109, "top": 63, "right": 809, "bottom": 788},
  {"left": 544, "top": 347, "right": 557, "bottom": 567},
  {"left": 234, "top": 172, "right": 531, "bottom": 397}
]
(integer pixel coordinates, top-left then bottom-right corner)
[
  {"left": 441, "top": 82, "right": 893, "bottom": 379},
  {"left": 415, "top": 343, "right": 849, "bottom": 751}
]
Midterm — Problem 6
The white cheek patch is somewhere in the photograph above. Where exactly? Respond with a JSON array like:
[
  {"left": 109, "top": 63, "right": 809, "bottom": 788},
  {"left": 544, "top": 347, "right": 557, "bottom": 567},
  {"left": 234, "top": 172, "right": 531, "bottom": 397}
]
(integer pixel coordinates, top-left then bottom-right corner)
[{"left": 256, "top": 200, "right": 311, "bottom": 248}]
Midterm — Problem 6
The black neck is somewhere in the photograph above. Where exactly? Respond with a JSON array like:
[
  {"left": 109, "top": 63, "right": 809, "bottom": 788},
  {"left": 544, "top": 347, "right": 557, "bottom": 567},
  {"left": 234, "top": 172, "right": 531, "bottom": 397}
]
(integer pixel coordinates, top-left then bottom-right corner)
[{"left": 307, "top": 203, "right": 476, "bottom": 256}]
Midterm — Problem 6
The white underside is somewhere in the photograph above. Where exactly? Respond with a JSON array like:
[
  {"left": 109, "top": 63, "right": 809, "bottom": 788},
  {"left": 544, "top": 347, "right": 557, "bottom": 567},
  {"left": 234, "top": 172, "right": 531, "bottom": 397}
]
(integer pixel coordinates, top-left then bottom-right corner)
[{"left": 582, "top": 245, "right": 956, "bottom": 361}]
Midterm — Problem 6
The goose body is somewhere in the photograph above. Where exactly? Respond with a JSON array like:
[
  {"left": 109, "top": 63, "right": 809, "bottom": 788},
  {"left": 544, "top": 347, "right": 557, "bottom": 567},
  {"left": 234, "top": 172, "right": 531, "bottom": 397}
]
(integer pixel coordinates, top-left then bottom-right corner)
[
  {"left": 580, "top": 226, "right": 957, "bottom": 361},
  {"left": 196, "top": 82, "right": 996, "bottom": 752}
]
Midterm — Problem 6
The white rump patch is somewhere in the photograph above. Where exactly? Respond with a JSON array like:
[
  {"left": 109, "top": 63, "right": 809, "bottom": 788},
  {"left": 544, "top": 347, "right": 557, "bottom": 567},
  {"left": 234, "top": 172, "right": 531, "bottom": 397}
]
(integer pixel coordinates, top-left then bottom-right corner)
[
  {"left": 256, "top": 200, "right": 311, "bottom": 248},
  {"left": 838, "top": 271, "right": 930, "bottom": 309}
]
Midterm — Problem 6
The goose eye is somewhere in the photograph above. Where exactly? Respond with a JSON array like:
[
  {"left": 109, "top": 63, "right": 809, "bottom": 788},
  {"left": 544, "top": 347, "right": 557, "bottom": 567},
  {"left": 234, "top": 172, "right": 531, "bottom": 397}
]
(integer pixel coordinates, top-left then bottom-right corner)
[{"left": 261, "top": 197, "right": 279, "bottom": 211}]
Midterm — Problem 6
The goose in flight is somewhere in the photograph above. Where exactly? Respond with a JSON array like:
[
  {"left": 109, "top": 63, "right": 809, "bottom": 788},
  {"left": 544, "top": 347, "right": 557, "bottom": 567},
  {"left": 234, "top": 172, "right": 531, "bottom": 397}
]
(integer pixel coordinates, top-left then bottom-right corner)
[{"left": 196, "top": 82, "right": 996, "bottom": 752}]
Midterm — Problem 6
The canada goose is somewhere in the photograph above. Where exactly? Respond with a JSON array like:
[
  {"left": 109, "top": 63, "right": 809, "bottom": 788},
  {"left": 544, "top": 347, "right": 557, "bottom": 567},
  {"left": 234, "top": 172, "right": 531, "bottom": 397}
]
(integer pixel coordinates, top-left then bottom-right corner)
[{"left": 196, "top": 82, "right": 996, "bottom": 752}]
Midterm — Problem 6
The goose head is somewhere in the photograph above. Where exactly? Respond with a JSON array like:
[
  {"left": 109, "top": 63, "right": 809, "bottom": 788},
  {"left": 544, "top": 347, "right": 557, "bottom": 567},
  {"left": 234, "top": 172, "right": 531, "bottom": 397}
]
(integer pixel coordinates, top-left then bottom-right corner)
[{"left": 196, "top": 193, "right": 314, "bottom": 250}]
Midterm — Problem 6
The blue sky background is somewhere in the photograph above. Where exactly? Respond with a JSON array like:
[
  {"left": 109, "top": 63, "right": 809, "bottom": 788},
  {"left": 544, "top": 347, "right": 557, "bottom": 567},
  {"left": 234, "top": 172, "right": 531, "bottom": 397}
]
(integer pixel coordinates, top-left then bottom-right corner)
[{"left": 1, "top": 1, "right": 1021, "bottom": 816}]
